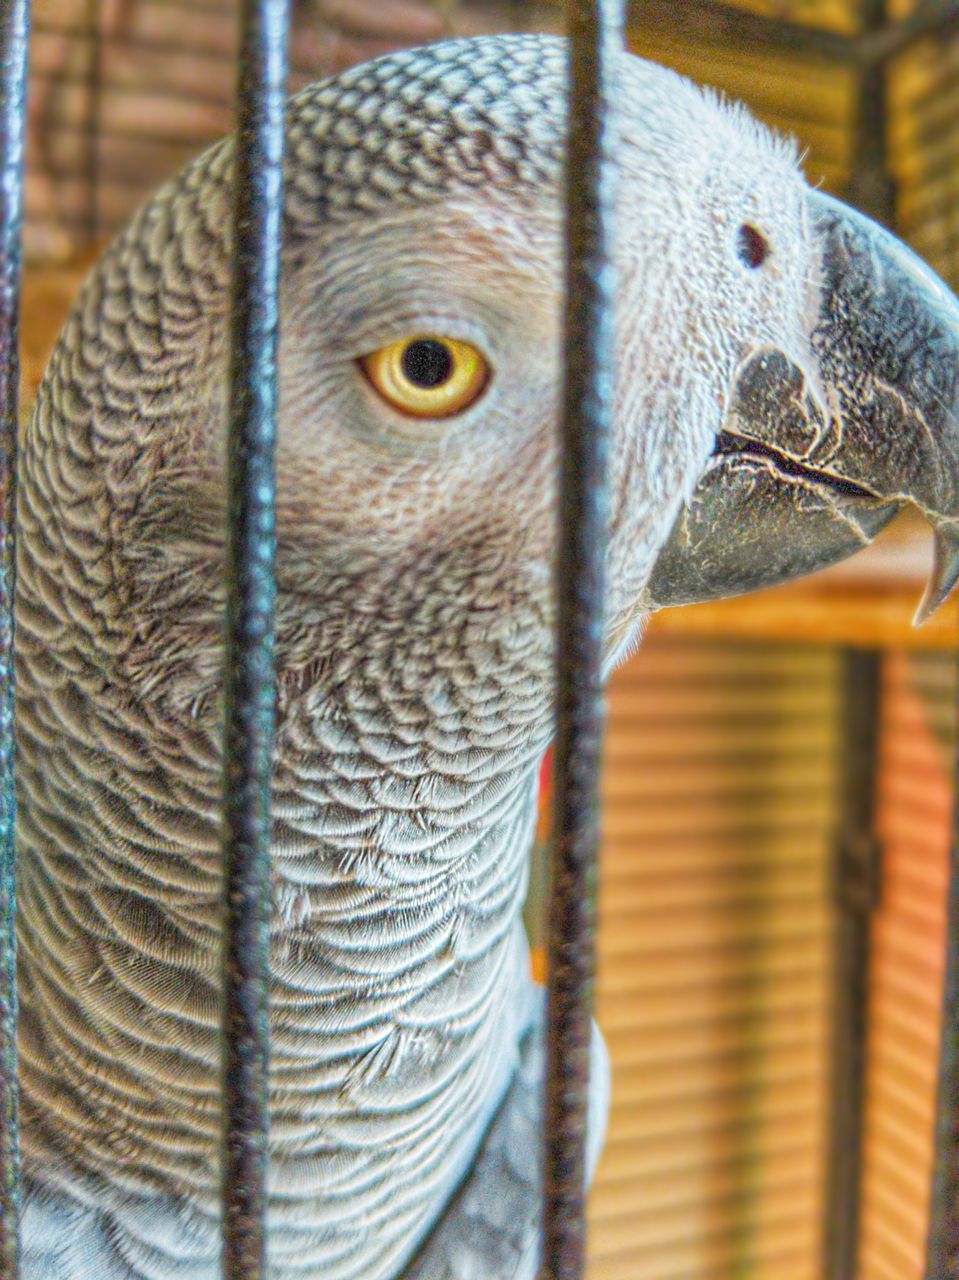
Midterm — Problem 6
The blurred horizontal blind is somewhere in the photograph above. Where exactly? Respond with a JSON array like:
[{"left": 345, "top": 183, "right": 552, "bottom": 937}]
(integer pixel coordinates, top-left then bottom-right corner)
[
  {"left": 707, "top": 0, "right": 862, "bottom": 30},
  {"left": 24, "top": 0, "right": 559, "bottom": 262},
  {"left": 26, "top": 1, "right": 862, "bottom": 265},
  {"left": 858, "top": 651, "right": 957, "bottom": 1280},
  {"left": 588, "top": 637, "right": 840, "bottom": 1280},
  {"left": 628, "top": 23, "right": 856, "bottom": 197},
  {"left": 890, "top": 32, "right": 959, "bottom": 290}
]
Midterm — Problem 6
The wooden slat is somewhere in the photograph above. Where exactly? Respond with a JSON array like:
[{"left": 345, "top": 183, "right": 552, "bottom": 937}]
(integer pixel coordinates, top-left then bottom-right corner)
[
  {"left": 20, "top": 0, "right": 565, "bottom": 262},
  {"left": 707, "top": 0, "right": 863, "bottom": 32},
  {"left": 889, "top": 33, "right": 959, "bottom": 289},
  {"left": 857, "top": 651, "right": 956, "bottom": 1280},
  {"left": 626, "top": 27, "right": 856, "bottom": 196},
  {"left": 588, "top": 637, "right": 836, "bottom": 1278},
  {"left": 23, "top": 1, "right": 859, "bottom": 265},
  {"left": 611, "top": 1043, "right": 824, "bottom": 1109}
]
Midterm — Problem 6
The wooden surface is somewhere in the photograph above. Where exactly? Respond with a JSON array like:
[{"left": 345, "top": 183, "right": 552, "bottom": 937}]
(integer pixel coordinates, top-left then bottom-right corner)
[
  {"left": 19, "top": 256, "right": 95, "bottom": 397},
  {"left": 587, "top": 638, "right": 838, "bottom": 1280},
  {"left": 24, "top": 0, "right": 560, "bottom": 262},
  {"left": 858, "top": 652, "right": 955, "bottom": 1280}
]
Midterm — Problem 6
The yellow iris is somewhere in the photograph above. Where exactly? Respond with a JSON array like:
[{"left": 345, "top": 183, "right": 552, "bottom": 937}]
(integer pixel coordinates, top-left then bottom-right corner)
[{"left": 361, "top": 336, "right": 488, "bottom": 419}]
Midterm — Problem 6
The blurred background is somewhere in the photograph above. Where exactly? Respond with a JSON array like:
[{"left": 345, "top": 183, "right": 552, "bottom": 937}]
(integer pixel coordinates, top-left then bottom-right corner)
[{"left": 18, "top": 2, "right": 959, "bottom": 1277}]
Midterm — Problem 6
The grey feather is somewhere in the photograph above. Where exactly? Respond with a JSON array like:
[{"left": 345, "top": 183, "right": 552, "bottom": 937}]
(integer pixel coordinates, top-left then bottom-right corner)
[
  {"left": 399, "top": 992, "right": 609, "bottom": 1280},
  {"left": 16, "top": 31, "right": 817, "bottom": 1280}
]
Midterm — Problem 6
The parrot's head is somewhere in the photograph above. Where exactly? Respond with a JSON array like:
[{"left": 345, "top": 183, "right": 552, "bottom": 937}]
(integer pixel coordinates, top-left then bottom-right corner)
[
  {"left": 115, "top": 35, "right": 959, "bottom": 716},
  {"left": 268, "top": 38, "right": 818, "bottom": 672}
]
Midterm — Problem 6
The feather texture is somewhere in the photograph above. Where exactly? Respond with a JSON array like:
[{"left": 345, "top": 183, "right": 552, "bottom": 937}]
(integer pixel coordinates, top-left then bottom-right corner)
[{"left": 15, "top": 33, "right": 811, "bottom": 1278}]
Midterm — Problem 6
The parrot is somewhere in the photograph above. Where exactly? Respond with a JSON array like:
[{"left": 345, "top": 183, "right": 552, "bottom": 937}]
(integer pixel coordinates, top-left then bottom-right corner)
[{"left": 15, "top": 31, "right": 959, "bottom": 1280}]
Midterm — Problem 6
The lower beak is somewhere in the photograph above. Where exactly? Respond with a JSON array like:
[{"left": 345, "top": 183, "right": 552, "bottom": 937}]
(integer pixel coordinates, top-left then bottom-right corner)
[{"left": 647, "top": 190, "right": 959, "bottom": 623}]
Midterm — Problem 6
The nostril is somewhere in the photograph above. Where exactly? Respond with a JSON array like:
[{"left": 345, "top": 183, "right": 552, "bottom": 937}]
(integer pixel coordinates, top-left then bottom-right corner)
[{"left": 737, "top": 224, "right": 770, "bottom": 269}]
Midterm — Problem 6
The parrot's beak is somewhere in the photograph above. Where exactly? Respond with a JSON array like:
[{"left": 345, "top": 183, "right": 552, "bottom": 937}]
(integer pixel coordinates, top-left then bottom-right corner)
[{"left": 646, "top": 189, "right": 959, "bottom": 623}]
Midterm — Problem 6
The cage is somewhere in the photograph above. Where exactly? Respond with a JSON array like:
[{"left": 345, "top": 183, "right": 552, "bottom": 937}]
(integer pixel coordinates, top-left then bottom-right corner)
[{"left": 2, "top": 2, "right": 959, "bottom": 1279}]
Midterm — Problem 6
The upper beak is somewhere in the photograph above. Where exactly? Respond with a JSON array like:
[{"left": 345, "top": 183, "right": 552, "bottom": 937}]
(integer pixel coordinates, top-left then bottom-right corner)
[{"left": 646, "top": 189, "right": 959, "bottom": 622}]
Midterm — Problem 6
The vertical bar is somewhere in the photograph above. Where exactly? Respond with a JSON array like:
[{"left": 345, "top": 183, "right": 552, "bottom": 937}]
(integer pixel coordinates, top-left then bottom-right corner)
[
  {"left": 857, "top": 0, "right": 959, "bottom": 65},
  {"left": 218, "top": 2, "right": 288, "bottom": 1277},
  {"left": 845, "top": 0, "right": 896, "bottom": 231},
  {"left": 926, "top": 655, "right": 959, "bottom": 1278},
  {"left": 543, "top": 4, "right": 621, "bottom": 1279},
  {"left": 822, "top": 19, "right": 891, "bottom": 1272},
  {"left": 0, "top": 3, "right": 29, "bottom": 1276},
  {"left": 823, "top": 649, "right": 882, "bottom": 1280}
]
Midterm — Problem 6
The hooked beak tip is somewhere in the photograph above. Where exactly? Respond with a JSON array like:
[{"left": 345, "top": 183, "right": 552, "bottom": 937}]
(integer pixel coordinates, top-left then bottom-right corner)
[{"left": 913, "top": 522, "right": 959, "bottom": 625}]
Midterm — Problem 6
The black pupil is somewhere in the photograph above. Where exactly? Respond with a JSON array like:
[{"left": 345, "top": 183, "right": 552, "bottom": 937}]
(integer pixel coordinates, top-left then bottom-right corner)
[
  {"left": 401, "top": 340, "right": 454, "bottom": 389},
  {"left": 737, "top": 224, "right": 769, "bottom": 269}
]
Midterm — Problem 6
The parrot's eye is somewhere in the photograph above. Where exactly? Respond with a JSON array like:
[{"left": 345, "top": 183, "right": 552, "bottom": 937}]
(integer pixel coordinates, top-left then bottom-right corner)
[
  {"left": 361, "top": 336, "right": 489, "bottom": 418},
  {"left": 737, "top": 224, "right": 770, "bottom": 269}
]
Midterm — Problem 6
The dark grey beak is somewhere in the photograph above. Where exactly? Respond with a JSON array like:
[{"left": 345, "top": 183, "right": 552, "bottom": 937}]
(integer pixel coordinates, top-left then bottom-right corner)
[{"left": 647, "top": 190, "right": 959, "bottom": 622}]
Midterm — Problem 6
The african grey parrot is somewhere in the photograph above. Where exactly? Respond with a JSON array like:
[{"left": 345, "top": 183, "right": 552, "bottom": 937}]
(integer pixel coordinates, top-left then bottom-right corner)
[{"left": 16, "top": 32, "right": 959, "bottom": 1280}]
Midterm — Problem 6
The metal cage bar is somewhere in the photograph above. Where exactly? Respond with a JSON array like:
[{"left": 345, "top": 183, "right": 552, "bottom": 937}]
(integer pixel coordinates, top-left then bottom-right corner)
[
  {"left": 218, "top": 1, "right": 289, "bottom": 1275},
  {"left": 543, "top": 3, "right": 621, "bottom": 1277},
  {"left": 0, "top": 3, "right": 30, "bottom": 1276}
]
